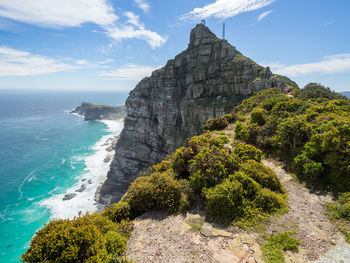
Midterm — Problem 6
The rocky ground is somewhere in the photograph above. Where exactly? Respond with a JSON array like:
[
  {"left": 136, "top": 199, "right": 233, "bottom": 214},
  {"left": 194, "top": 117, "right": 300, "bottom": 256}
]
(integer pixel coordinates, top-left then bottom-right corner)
[{"left": 125, "top": 159, "right": 349, "bottom": 263}]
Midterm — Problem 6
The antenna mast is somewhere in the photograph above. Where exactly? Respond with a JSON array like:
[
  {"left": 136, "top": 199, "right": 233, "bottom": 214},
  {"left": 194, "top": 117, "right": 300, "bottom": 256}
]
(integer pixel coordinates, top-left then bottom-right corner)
[{"left": 222, "top": 22, "right": 226, "bottom": 39}]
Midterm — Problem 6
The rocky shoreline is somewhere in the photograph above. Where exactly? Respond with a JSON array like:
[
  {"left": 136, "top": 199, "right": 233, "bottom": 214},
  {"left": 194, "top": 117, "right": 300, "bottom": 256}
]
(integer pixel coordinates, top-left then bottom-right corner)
[{"left": 68, "top": 105, "right": 125, "bottom": 213}]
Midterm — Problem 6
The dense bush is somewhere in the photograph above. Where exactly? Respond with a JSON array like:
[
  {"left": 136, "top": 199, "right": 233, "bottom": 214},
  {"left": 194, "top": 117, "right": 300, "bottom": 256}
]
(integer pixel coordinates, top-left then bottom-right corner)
[
  {"left": 256, "top": 188, "right": 286, "bottom": 213},
  {"left": 234, "top": 121, "right": 249, "bottom": 141},
  {"left": 294, "top": 121, "right": 350, "bottom": 191},
  {"left": 204, "top": 179, "right": 244, "bottom": 222},
  {"left": 122, "top": 171, "right": 190, "bottom": 217},
  {"left": 21, "top": 214, "right": 130, "bottom": 263},
  {"left": 272, "top": 117, "right": 311, "bottom": 160},
  {"left": 232, "top": 142, "right": 263, "bottom": 162},
  {"left": 102, "top": 202, "right": 131, "bottom": 223},
  {"left": 204, "top": 114, "right": 236, "bottom": 131},
  {"left": 188, "top": 145, "right": 240, "bottom": 191},
  {"left": 250, "top": 107, "right": 267, "bottom": 126},
  {"left": 240, "top": 160, "right": 285, "bottom": 193},
  {"left": 205, "top": 169, "right": 287, "bottom": 223}
]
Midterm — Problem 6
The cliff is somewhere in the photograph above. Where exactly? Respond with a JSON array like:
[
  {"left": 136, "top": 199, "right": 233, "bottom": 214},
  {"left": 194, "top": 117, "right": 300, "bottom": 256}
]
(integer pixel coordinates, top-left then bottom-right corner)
[
  {"left": 100, "top": 23, "right": 294, "bottom": 202},
  {"left": 72, "top": 102, "right": 126, "bottom": 121}
]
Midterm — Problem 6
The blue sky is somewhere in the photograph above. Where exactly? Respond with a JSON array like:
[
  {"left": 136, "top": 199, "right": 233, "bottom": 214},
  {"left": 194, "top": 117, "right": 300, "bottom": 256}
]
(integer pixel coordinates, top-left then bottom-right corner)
[{"left": 0, "top": 0, "right": 349, "bottom": 92}]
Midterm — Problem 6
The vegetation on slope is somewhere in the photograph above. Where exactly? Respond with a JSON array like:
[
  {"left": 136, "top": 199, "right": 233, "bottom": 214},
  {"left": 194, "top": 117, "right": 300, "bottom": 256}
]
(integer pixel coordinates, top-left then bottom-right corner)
[
  {"left": 232, "top": 86, "right": 350, "bottom": 194},
  {"left": 21, "top": 213, "right": 133, "bottom": 263},
  {"left": 262, "top": 231, "right": 300, "bottom": 263},
  {"left": 22, "top": 83, "right": 349, "bottom": 262},
  {"left": 327, "top": 192, "right": 350, "bottom": 243}
]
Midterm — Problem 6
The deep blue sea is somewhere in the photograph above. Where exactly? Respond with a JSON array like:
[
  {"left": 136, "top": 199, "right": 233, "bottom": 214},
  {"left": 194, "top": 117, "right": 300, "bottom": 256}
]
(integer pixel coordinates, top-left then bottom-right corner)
[{"left": 0, "top": 90, "right": 128, "bottom": 262}]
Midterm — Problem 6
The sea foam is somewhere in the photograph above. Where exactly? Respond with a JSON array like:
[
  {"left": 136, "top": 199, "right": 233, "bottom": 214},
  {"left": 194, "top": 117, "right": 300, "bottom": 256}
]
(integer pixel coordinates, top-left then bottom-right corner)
[{"left": 40, "top": 119, "right": 123, "bottom": 219}]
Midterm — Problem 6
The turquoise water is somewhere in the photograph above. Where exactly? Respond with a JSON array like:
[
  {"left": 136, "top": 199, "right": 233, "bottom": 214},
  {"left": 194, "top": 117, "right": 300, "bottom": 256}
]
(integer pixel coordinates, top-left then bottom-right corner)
[{"left": 0, "top": 90, "right": 127, "bottom": 262}]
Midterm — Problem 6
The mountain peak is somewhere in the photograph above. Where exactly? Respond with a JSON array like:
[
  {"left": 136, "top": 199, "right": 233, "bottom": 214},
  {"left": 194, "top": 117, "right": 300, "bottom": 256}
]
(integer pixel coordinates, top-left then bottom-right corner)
[{"left": 190, "top": 23, "right": 218, "bottom": 46}]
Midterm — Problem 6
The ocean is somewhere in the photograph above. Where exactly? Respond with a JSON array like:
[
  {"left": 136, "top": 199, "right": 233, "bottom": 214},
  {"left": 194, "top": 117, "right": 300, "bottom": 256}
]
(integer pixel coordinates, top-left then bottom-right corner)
[{"left": 0, "top": 90, "right": 128, "bottom": 262}]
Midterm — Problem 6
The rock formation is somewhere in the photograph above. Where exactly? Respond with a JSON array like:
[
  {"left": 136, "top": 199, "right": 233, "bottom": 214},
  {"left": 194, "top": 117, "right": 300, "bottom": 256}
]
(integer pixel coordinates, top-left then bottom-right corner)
[
  {"left": 100, "top": 23, "right": 295, "bottom": 203},
  {"left": 72, "top": 102, "right": 126, "bottom": 121}
]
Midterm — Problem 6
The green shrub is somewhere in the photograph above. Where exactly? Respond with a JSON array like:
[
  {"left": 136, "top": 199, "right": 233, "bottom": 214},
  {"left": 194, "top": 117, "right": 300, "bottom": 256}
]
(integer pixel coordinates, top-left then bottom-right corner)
[
  {"left": 262, "top": 95, "right": 289, "bottom": 111},
  {"left": 240, "top": 160, "right": 285, "bottom": 193},
  {"left": 232, "top": 142, "right": 263, "bottom": 162},
  {"left": 204, "top": 116, "right": 228, "bottom": 131},
  {"left": 171, "top": 147, "right": 194, "bottom": 178},
  {"left": 122, "top": 171, "right": 190, "bottom": 217},
  {"left": 229, "top": 172, "right": 261, "bottom": 200},
  {"left": 327, "top": 192, "right": 350, "bottom": 220},
  {"left": 272, "top": 117, "right": 311, "bottom": 159},
  {"left": 234, "top": 121, "right": 249, "bottom": 140},
  {"left": 121, "top": 176, "right": 154, "bottom": 217},
  {"left": 102, "top": 202, "right": 131, "bottom": 223},
  {"left": 250, "top": 107, "right": 267, "bottom": 126},
  {"left": 21, "top": 217, "right": 108, "bottom": 263},
  {"left": 271, "top": 99, "right": 310, "bottom": 115},
  {"left": 256, "top": 188, "right": 287, "bottom": 213},
  {"left": 188, "top": 145, "right": 240, "bottom": 191},
  {"left": 262, "top": 231, "right": 300, "bottom": 263},
  {"left": 104, "top": 231, "right": 127, "bottom": 256},
  {"left": 152, "top": 160, "right": 170, "bottom": 172},
  {"left": 205, "top": 179, "right": 244, "bottom": 222}
]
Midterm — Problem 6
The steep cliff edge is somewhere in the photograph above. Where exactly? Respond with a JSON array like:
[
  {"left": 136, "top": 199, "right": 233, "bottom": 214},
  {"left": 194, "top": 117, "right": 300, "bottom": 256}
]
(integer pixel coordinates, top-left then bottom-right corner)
[
  {"left": 72, "top": 102, "right": 126, "bottom": 121},
  {"left": 100, "top": 24, "right": 295, "bottom": 202}
]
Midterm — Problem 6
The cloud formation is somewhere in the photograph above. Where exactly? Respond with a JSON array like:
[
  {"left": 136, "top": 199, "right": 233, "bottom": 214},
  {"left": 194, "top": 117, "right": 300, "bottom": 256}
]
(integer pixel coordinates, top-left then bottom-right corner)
[
  {"left": 133, "top": 0, "right": 150, "bottom": 13},
  {"left": 105, "top": 12, "right": 167, "bottom": 49},
  {"left": 180, "top": 0, "right": 274, "bottom": 21},
  {"left": 0, "top": 0, "right": 166, "bottom": 48},
  {"left": 100, "top": 64, "right": 158, "bottom": 81},
  {"left": 0, "top": 46, "right": 78, "bottom": 76},
  {"left": 257, "top": 10, "right": 272, "bottom": 22},
  {"left": 0, "top": 0, "right": 117, "bottom": 27},
  {"left": 267, "top": 54, "right": 350, "bottom": 76}
]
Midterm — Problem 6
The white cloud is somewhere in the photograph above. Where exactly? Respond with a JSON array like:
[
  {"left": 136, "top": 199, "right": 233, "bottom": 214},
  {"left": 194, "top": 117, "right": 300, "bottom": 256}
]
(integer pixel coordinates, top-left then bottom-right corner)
[
  {"left": 105, "top": 12, "right": 167, "bottom": 49},
  {"left": 0, "top": 46, "right": 78, "bottom": 76},
  {"left": 257, "top": 10, "right": 272, "bottom": 22},
  {"left": 265, "top": 54, "right": 350, "bottom": 76},
  {"left": 100, "top": 64, "right": 159, "bottom": 81},
  {"left": 180, "top": 0, "right": 274, "bottom": 21},
  {"left": 75, "top": 59, "right": 89, "bottom": 65},
  {"left": 0, "top": 1, "right": 167, "bottom": 48},
  {"left": 133, "top": 0, "right": 150, "bottom": 13},
  {"left": 0, "top": 0, "right": 117, "bottom": 28},
  {"left": 98, "top": 59, "right": 114, "bottom": 64},
  {"left": 323, "top": 21, "right": 335, "bottom": 27}
]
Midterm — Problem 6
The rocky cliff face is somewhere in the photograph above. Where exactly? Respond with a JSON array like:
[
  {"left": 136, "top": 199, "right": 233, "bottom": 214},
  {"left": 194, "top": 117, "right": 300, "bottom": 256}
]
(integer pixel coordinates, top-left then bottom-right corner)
[
  {"left": 72, "top": 102, "right": 126, "bottom": 121},
  {"left": 100, "top": 24, "right": 290, "bottom": 202}
]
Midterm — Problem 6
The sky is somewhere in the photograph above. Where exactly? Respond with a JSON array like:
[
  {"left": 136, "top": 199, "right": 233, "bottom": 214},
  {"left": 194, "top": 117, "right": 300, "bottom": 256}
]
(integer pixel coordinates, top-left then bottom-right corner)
[{"left": 0, "top": 0, "right": 349, "bottom": 92}]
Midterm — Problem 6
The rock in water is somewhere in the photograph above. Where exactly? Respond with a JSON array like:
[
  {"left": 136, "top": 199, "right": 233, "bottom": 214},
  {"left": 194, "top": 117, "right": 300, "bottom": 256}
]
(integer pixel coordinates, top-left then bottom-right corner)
[
  {"left": 63, "top": 193, "right": 77, "bottom": 201},
  {"left": 100, "top": 23, "right": 295, "bottom": 203}
]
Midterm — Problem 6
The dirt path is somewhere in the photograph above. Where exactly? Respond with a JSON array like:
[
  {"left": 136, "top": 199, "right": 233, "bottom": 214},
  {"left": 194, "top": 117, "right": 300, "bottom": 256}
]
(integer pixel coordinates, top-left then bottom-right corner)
[{"left": 262, "top": 159, "right": 347, "bottom": 262}]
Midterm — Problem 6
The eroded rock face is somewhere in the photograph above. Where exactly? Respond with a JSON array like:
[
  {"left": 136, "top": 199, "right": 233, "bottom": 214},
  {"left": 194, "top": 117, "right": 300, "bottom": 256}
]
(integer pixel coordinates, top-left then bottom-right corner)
[{"left": 100, "top": 24, "right": 287, "bottom": 202}]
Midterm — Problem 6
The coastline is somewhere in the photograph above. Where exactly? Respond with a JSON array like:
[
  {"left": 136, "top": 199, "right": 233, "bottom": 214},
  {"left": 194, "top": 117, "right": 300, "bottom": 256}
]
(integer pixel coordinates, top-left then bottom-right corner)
[
  {"left": 40, "top": 117, "right": 124, "bottom": 219},
  {"left": 94, "top": 119, "right": 121, "bottom": 213}
]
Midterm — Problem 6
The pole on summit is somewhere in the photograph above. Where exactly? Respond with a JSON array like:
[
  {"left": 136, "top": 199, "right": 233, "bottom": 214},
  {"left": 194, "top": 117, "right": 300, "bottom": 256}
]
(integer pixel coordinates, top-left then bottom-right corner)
[{"left": 222, "top": 22, "right": 226, "bottom": 39}]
